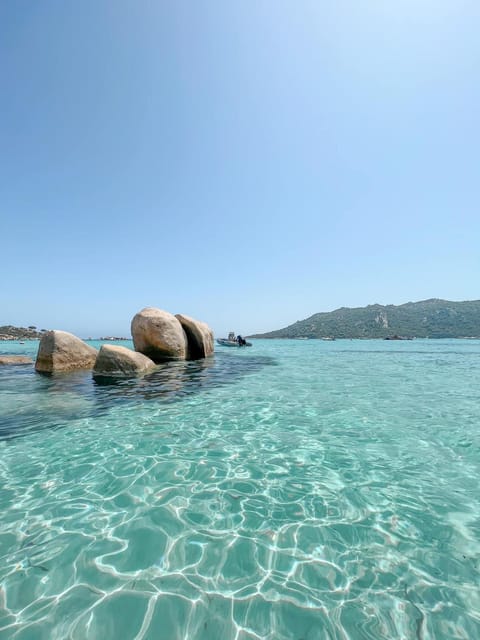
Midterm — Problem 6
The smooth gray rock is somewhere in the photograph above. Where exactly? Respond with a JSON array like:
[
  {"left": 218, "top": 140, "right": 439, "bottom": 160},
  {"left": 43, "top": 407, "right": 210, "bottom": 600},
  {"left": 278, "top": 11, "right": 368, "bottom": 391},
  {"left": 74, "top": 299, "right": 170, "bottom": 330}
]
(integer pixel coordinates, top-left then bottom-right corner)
[
  {"left": 93, "top": 344, "right": 156, "bottom": 377},
  {"left": 35, "top": 330, "right": 97, "bottom": 373}
]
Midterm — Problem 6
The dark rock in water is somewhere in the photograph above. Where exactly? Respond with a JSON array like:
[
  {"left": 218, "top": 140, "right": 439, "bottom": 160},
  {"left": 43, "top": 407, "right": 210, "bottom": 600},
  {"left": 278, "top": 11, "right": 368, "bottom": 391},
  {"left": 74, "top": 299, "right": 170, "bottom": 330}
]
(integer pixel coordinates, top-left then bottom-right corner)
[
  {"left": 35, "top": 330, "right": 97, "bottom": 373},
  {"left": 93, "top": 344, "right": 156, "bottom": 378},
  {"left": 0, "top": 355, "right": 33, "bottom": 365},
  {"left": 175, "top": 314, "right": 214, "bottom": 360}
]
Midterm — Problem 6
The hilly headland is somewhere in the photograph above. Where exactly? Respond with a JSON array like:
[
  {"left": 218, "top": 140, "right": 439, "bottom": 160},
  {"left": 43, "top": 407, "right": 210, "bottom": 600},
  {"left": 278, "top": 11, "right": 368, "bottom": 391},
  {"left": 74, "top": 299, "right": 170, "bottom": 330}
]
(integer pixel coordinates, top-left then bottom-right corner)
[{"left": 249, "top": 299, "right": 480, "bottom": 339}]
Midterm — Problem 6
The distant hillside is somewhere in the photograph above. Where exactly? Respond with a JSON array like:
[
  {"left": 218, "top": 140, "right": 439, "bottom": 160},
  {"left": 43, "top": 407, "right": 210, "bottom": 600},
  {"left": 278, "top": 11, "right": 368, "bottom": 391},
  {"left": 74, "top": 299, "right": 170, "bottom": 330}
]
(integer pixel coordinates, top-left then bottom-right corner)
[
  {"left": 0, "top": 325, "right": 44, "bottom": 341},
  {"left": 250, "top": 299, "right": 480, "bottom": 339}
]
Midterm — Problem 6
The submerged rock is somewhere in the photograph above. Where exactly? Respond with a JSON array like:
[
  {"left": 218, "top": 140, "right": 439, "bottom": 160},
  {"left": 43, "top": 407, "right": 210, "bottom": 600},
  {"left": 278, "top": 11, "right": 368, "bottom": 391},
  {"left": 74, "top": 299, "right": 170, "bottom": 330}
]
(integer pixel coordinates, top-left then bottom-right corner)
[
  {"left": 93, "top": 344, "right": 156, "bottom": 377},
  {"left": 35, "top": 330, "right": 97, "bottom": 373},
  {"left": 131, "top": 307, "right": 187, "bottom": 362},
  {"left": 0, "top": 355, "right": 33, "bottom": 365},
  {"left": 175, "top": 314, "right": 214, "bottom": 359}
]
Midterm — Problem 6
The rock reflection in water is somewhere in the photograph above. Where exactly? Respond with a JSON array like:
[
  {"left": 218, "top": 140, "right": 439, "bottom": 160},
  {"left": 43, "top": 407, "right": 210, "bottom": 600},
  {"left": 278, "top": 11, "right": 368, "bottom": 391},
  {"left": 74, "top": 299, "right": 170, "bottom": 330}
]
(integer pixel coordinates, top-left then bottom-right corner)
[
  {"left": 93, "top": 357, "right": 216, "bottom": 400},
  {"left": 93, "top": 353, "right": 276, "bottom": 403},
  {"left": 0, "top": 353, "right": 276, "bottom": 439},
  {"left": 0, "top": 367, "right": 96, "bottom": 440}
]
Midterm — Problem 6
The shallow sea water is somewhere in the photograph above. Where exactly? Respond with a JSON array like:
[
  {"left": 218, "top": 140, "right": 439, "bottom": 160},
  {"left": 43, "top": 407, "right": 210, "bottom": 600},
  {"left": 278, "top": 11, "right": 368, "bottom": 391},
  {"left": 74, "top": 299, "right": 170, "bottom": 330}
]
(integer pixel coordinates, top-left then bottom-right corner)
[{"left": 0, "top": 338, "right": 479, "bottom": 639}]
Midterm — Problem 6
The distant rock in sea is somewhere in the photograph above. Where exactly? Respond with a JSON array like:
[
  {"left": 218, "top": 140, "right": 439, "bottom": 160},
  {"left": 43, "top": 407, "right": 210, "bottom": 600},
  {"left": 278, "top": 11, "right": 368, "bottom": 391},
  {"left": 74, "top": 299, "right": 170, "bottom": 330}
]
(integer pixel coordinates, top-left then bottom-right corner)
[{"left": 35, "top": 330, "right": 98, "bottom": 373}]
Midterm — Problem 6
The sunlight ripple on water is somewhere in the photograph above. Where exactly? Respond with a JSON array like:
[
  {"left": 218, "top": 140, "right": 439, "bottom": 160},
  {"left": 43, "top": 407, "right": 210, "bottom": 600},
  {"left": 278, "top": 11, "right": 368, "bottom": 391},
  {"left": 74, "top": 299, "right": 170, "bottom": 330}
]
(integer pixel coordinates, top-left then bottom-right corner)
[{"left": 0, "top": 339, "right": 479, "bottom": 639}]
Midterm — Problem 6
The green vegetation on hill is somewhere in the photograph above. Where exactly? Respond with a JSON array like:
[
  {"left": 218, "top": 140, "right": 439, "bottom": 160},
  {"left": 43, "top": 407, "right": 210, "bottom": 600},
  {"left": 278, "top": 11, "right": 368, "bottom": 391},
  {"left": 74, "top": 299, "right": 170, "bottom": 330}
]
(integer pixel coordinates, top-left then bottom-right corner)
[{"left": 250, "top": 299, "right": 480, "bottom": 339}]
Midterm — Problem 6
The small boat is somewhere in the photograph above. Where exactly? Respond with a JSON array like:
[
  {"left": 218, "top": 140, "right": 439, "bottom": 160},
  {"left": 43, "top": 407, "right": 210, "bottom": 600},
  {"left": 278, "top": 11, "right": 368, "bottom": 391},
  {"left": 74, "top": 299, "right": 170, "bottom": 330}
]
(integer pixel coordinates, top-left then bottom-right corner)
[{"left": 216, "top": 332, "right": 252, "bottom": 347}]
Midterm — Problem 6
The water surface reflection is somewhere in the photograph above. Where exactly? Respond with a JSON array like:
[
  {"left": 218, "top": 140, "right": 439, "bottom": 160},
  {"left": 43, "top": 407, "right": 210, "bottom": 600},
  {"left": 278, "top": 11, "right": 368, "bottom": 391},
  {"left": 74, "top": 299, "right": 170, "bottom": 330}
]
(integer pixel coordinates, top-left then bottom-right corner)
[{"left": 0, "top": 353, "right": 276, "bottom": 440}]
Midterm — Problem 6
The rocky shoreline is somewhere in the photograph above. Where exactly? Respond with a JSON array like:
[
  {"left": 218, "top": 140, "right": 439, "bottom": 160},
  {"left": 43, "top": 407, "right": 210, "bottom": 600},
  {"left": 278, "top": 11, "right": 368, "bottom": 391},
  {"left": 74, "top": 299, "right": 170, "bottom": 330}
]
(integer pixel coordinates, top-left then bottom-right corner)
[{"left": 1, "top": 307, "right": 215, "bottom": 380}]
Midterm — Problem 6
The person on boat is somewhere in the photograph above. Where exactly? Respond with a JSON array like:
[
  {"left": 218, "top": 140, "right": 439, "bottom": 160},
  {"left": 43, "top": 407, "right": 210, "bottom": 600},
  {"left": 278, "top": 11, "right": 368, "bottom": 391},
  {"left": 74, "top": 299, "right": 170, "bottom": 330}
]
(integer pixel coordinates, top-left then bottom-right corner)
[{"left": 237, "top": 335, "right": 246, "bottom": 346}]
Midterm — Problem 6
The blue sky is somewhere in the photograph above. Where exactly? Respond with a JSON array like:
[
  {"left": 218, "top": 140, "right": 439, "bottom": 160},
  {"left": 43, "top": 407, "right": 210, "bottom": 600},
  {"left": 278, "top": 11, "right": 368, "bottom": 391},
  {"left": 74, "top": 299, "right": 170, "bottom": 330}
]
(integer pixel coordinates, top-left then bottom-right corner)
[{"left": 1, "top": 1, "right": 479, "bottom": 337}]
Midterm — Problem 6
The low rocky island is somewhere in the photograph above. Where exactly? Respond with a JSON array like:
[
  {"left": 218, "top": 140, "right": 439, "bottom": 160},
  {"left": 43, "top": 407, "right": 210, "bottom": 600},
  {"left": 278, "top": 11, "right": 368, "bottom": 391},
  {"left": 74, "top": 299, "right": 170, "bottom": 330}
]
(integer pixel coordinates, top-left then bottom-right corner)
[{"left": 0, "top": 325, "right": 45, "bottom": 341}]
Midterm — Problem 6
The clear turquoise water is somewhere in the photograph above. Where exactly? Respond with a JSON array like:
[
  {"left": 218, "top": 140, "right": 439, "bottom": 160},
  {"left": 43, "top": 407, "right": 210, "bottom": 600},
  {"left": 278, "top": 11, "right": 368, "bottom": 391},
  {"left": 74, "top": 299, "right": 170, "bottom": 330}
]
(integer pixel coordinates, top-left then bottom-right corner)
[{"left": 0, "top": 339, "right": 479, "bottom": 639}]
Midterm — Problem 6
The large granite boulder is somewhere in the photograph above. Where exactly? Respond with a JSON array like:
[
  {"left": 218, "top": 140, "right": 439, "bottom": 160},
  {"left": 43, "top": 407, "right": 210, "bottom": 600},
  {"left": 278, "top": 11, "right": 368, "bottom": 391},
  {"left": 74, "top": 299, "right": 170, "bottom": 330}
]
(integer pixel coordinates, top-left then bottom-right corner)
[
  {"left": 175, "top": 314, "right": 214, "bottom": 359},
  {"left": 35, "top": 330, "right": 97, "bottom": 373},
  {"left": 93, "top": 344, "right": 156, "bottom": 377},
  {"left": 0, "top": 355, "right": 33, "bottom": 365},
  {"left": 131, "top": 308, "right": 187, "bottom": 362}
]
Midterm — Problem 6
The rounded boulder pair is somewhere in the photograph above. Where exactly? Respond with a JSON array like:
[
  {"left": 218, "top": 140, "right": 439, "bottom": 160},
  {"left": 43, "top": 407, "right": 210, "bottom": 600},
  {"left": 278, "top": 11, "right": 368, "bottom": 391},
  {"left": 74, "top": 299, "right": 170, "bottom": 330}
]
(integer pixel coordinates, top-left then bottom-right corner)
[{"left": 131, "top": 307, "right": 214, "bottom": 363}]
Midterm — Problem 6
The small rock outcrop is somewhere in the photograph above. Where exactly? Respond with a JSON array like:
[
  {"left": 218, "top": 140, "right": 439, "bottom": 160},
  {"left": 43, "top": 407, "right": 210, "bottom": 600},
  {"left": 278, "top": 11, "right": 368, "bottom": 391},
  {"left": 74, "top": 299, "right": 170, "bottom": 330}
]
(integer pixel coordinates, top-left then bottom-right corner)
[
  {"left": 35, "top": 330, "right": 97, "bottom": 373},
  {"left": 0, "top": 355, "right": 33, "bottom": 365},
  {"left": 93, "top": 345, "right": 156, "bottom": 377},
  {"left": 131, "top": 308, "right": 187, "bottom": 362},
  {"left": 175, "top": 314, "right": 214, "bottom": 359}
]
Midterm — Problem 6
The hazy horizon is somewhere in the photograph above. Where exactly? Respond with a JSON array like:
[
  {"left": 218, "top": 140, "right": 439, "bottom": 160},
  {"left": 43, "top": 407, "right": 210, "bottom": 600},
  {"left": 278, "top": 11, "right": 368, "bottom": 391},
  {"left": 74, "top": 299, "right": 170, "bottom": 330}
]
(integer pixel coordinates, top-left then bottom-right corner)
[{"left": 4, "top": 296, "right": 480, "bottom": 339}]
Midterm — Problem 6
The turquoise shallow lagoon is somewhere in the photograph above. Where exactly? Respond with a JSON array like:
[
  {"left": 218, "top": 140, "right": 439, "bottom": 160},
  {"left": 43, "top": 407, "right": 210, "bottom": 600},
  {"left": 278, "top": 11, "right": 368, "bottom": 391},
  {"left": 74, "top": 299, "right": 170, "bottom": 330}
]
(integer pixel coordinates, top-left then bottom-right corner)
[{"left": 0, "top": 339, "right": 479, "bottom": 639}]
